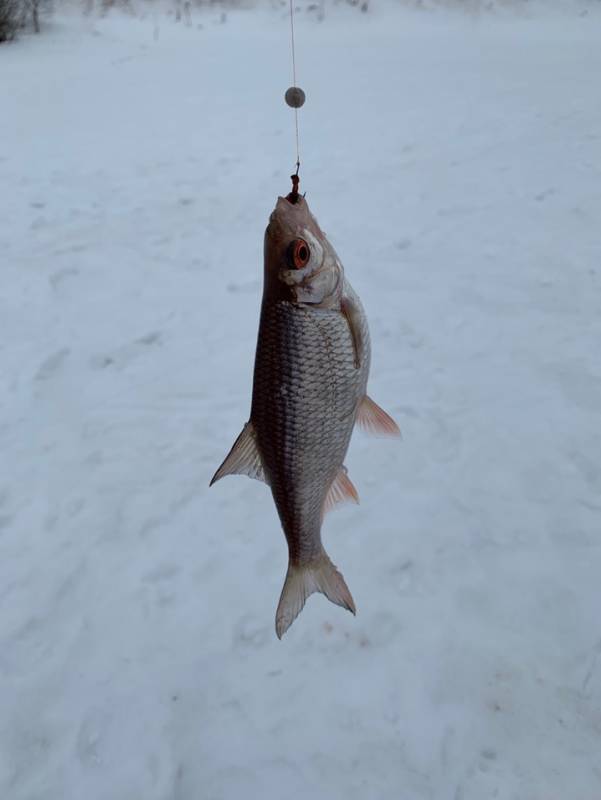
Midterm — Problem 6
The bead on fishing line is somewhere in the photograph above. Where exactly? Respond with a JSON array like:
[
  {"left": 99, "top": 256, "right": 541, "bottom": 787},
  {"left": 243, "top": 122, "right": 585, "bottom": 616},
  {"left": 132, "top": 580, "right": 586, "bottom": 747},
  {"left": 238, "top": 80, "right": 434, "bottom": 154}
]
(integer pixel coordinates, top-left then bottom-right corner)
[{"left": 285, "top": 87, "right": 306, "bottom": 109}]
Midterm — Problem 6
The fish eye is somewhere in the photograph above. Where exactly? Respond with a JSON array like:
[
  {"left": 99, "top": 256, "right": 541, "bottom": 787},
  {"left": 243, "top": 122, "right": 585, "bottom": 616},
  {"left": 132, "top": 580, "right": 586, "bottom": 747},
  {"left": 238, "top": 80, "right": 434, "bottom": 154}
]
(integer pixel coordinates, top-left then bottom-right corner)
[{"left": 288, "top": 238, "right": 310, "bottom": 269}]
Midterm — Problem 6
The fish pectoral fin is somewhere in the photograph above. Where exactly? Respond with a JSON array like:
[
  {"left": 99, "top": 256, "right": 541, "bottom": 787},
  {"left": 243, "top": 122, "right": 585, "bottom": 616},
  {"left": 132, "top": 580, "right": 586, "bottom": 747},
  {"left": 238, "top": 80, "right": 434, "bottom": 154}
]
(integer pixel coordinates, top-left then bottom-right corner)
[
  {"left": 209, "top": 421, "right": 268, "bottom": 486},
  {"left": 275, "top": 552, "right": 356, "bottom": 639},
  {"left": 356, "top": 395, "right": 401, "bottom": 437},
  {"left": 341, "top": 295, "right": 364, "bottom": 369},
  {"left": 322, "top": 466, "right": 359, "bottom": 520}
]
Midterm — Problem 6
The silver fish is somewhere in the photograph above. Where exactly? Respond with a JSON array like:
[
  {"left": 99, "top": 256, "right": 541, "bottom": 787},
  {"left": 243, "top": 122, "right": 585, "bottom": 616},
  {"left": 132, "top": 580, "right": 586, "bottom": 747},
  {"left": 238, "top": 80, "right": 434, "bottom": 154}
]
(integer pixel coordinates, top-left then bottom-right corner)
[{"left": 211, "top": 193, "right": 399, "bottom": 638}]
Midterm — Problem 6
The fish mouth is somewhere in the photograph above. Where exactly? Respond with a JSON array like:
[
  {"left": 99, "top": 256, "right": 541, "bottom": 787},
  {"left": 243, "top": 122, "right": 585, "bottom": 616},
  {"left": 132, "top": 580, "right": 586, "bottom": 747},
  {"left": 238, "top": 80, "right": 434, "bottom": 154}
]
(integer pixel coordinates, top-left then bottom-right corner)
[
  {"left": 273, "top": 194, "right": 308, "bottom": 222},
  {"left": 267, "top": 197, "right": 312, "bottom": 250}
]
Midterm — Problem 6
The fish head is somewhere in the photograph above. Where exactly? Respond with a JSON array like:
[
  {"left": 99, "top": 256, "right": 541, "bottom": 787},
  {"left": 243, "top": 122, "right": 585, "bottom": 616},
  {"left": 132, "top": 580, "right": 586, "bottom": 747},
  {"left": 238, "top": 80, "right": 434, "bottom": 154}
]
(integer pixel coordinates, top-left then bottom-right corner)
[{"left": 264, "top": 196, "right": 344, "bottom": 307}]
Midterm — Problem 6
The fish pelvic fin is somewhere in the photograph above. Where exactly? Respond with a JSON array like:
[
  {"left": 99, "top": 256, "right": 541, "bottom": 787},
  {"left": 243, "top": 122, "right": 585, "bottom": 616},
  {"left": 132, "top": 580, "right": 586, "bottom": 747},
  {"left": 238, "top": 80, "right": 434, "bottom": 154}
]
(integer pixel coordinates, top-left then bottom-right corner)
[
  {"left": 275, "top": 551, "right": 356, "bottom": 639},
  {"left": 356, "top": 395, "right": 401, "bottom": 438},
  {"left": 209, "top": 421, "right": 267, "bottom": 486}
]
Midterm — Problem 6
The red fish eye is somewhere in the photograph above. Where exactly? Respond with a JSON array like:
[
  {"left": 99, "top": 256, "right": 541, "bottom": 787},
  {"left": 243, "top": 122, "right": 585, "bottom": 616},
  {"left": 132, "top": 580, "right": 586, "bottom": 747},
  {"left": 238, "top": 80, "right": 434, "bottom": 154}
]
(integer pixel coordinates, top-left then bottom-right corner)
[{"left": 288, "top": 238, "right": 310, "bottom": 269}]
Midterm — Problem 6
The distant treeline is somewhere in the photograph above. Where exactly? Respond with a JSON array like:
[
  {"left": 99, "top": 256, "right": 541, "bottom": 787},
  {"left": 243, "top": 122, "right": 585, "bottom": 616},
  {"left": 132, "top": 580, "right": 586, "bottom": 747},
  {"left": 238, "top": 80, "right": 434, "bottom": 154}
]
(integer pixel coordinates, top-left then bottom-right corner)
[
  {"left": 2, "top": 0, "right": 598, "bottom": 45},
  {"left": 0, "top": 0, "right": 50, "bottom": 40}
]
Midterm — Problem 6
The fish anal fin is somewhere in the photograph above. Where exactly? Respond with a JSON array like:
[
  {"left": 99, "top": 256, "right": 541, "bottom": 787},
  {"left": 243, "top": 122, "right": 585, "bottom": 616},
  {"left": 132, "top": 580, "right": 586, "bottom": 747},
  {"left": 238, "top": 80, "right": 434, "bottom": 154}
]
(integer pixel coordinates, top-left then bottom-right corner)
[
  {"left": 357, "top": 395, "right": 401, "bottom": 437},
  {"left": 322, "top": 466, "right": 359, "bottom": 520},
  {"left": 209, "top": 421, "right": 267, "bottom": 486},
  {"left": 275, "top": 551, "right": 356, "bottom": 639}
]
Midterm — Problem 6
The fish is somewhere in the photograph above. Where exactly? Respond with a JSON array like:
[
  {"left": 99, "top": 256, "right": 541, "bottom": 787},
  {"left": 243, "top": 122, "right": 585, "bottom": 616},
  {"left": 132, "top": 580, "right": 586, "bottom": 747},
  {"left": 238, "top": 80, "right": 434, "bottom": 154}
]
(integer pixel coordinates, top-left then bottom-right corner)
[{"left": 211, "top": 189, "right": 399, "bottom": 638}]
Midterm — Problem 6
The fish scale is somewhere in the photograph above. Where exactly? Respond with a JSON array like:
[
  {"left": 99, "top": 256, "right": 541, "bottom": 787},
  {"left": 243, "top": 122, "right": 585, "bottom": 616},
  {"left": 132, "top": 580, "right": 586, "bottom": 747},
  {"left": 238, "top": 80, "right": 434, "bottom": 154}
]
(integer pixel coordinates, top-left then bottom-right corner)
[{"left": 251, "top": 299, "right": 367, "bottom": 563}]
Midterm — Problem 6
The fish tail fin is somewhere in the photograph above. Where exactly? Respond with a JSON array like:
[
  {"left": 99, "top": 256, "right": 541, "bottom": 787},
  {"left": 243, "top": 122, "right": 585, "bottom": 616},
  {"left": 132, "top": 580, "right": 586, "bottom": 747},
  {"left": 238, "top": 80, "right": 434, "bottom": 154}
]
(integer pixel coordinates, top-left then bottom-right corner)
[{"left": 275, "top": 551, "right": 356, "bottom": 639}]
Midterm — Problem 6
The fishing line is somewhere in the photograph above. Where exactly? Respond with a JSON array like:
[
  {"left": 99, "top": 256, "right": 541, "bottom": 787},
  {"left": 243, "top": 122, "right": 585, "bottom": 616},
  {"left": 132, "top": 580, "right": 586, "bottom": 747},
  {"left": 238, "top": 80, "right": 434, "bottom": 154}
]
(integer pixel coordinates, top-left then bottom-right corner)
[
  {"left": 285, "top": 0, "right": 306, "bottom": 196},
  {"left": 289, "top": 0, "right": 300, "bottom": 171}
]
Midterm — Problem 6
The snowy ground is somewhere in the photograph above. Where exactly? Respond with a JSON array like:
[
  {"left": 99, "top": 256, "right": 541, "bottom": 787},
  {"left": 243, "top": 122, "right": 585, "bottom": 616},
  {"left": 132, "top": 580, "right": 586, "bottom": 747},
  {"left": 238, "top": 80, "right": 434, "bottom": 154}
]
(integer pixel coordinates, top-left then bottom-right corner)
[{"left": 1, "top": 3, "right": 601, "bottom": 798}]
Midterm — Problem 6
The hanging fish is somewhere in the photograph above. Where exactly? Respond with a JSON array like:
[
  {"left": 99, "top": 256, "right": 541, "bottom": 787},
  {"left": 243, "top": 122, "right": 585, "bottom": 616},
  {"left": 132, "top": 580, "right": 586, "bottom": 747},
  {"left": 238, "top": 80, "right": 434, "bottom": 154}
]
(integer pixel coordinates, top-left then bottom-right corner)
[{"left": 211, "top": 185, "right": 399, "bottom": 639}]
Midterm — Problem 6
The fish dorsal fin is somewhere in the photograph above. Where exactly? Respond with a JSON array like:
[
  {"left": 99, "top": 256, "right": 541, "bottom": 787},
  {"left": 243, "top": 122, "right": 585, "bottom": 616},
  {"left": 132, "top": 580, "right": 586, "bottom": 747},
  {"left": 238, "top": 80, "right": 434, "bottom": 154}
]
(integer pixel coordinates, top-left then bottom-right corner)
[
  {"left": 356, "top": 395, "right": 401, "bottom": 437},
  {"left": 209, "top": 421, "right": 267, "bottom": 486},
  {"left": 322, "top": 466, "right": 359, "bottom": 519}
]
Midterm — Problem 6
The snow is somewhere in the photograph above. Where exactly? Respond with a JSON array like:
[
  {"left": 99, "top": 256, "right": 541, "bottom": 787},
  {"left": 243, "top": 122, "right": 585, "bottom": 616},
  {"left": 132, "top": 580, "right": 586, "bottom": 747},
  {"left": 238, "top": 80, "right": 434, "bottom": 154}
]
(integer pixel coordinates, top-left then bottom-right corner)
[{"left": 1, "top": 3, "right": 601, "bottom": 798}]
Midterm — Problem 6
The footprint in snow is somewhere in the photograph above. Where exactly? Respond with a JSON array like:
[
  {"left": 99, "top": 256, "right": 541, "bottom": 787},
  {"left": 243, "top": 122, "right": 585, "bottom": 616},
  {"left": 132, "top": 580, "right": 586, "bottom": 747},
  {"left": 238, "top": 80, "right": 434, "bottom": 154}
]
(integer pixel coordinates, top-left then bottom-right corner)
[
  {"left": 234, "top": 615, "right": 271, "bottom": 649},
  {"left": 49, "top": 267, "right": 79, "bottom": 290},
  {"left": 227, "top": 280, "right": 260, "bottom": 294},
  {"left": 89, "top": 331, "right": 163, "bottom": 371},
  {"left": 0, "top": 513, "right": 13, "bottom": 532},
  {"left": 142, "top": 562, "right": 181, "bottom": 584},
  {"left": 35, "top": 348, "right": 70, "bottom": 382},
  {"left": 76, "top": 708, "right": 111, "bottom": 767}
]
